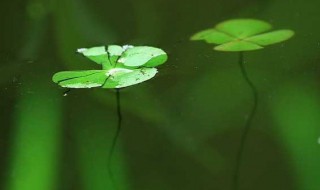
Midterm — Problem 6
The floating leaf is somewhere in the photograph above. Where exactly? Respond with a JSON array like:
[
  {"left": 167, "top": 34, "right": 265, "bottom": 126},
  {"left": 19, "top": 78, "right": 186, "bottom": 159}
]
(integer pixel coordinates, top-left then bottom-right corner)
[
  {"left": 107, "top": 45, "right": 124, "bottom": 66},
  {"left": 107, "top": 45, "right": 124, "bottom": 56},
  {"left": 245, "top": 30, "right": 295, "bottom": 46},
  {"left": 53, "top": 70, "right": 107, "bottom": 88},
  {"left": 191, "top": 18, "right": 294, "bottom": 52},
  {"left": 214, "top": 41, "right": 263, "bottom": 52},
  {"left": 104, "top": 68, "right": 158, "bottom": 88},
  {"left": 216, "top": 19, "right": 272, "bottom": 38},
  {"left": 77, "top": 46, "right": 110, "bottom": 65},
  {"left": 191, "top": 29, "right": 235, "bottom": 44},
  {"left": 52, "top": 70, "right": 103, "bottom": 83},
  {"left": 52, "top": 45, "right": 167, "bottom": 89},
  {"left": 118, "top": 46, "right": 167, "bottom": 67}
]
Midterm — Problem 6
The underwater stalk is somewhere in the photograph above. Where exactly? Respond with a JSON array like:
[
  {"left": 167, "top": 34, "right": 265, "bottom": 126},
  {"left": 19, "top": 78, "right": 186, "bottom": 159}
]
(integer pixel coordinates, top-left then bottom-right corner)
[
  {"left": 63, "top": 89, "right": 71, "bottom": 96},
  {"left": 107, "top": 89, "right": 122, "bottom": 190},
  {"left": 233, "top": 52, "right": 258, "bottom": 190}
]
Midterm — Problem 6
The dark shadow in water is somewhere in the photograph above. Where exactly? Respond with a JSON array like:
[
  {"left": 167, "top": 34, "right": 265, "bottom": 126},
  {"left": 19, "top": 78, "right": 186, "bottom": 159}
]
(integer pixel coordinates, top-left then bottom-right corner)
[{"left": 0, "top": 86, "right": 16, "bottom": 190}]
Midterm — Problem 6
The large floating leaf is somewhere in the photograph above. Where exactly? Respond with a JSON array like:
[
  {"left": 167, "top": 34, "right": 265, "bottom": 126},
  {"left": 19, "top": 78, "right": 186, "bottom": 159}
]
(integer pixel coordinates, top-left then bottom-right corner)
[
  {"left": 52, "top": 70, "right": 103, "bottom": 83},
  {"left": 53, "top": 70, "right": 107, "bottom": 88},
  {"left": 103, "top": 68, "right": 158, "bottom": 88},
  {"left": 191, "top": 18, "right": 295, "bottom": 52},
  {"left": 118, "top": 46, "right": 167, "bottom": 67}
]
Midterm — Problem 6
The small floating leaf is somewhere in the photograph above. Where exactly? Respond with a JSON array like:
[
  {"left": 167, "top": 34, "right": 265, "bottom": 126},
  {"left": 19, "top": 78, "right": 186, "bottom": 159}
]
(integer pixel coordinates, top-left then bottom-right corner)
[
  {"left": 245, "top": 30, "right": 295, "bottom": 46},
  {"left": 107, "top": 45, "right": 124, "bottom": 65},
  {"left": 214, "top": 41, "right": 263, "bottom": 52},
  {"left": 191, "top": 18, "right": 294, "bottom": 52},
  {"left": 216, "top": 19, "right": 272, "bottom": 38},
  {"left": 191, "top": 29, "right": 235, "bottom": 44},
  {"left": 77, "top": 46, "right": 110, "bottom": 65},
  {"left": 107, "top": 45, "right": 124, "bottom": 56}
]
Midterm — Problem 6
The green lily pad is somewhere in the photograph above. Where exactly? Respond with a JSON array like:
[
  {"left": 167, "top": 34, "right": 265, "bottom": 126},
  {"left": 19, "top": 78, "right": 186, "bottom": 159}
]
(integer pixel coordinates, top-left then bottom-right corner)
[
  {"left": 191, "top": 18, "right": 294, "bottom": 52},
  {"left": 53, "top": 45, "right": 167, "bottom": 89}
]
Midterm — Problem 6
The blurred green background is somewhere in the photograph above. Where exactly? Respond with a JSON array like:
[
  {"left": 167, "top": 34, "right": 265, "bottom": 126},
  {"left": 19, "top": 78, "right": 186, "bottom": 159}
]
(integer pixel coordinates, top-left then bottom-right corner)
[{"left": 1, "top": 0, "right": 320, "bottom": 190}]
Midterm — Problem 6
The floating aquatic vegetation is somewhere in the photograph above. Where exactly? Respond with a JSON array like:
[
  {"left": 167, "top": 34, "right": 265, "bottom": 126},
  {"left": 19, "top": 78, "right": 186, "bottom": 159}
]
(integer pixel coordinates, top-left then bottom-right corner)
[
  {"left": 191, "top": 18, "right": 294, "bottom": 52},
  {"left": 52, "top": 45, "right": 167, "bottom": 89}
]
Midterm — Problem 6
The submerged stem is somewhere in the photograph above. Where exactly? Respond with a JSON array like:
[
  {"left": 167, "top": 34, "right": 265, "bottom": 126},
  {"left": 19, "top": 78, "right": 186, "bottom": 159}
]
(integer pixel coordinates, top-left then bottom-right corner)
[
  {"left": 107, "top": 89, "right": 122, "bottom": 190},
  {"left": 63, "top": 89, "right": 71, "bottom": 96},
  {"left": 233, "top": 52, "right": 258, "bottom": 190}
]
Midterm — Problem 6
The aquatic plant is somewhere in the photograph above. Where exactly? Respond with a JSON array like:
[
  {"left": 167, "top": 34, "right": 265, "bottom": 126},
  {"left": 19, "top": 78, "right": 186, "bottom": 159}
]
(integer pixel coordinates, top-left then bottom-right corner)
[
  {"left": 52, "top": 45, "right": 167, "bottom": 189},
  {"left": 191, "top": 18, "right": 294, "bottom": 190},
  {"left": 191, "top": 19, "right": 294, "bottom": 51},
  {"left": 53, "top": 45, "right": 167, "bottom": 89}
]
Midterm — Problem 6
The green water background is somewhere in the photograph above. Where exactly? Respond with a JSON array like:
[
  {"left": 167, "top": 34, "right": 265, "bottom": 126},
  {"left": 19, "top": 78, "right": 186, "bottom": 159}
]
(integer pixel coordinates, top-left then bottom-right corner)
[{"left": 1, "top": 0, "right": 320, "bottom": 189}]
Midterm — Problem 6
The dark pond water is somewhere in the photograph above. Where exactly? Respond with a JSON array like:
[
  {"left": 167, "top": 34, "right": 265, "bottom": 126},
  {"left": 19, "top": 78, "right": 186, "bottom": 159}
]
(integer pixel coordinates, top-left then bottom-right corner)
[{"left": 1, "top": 0, "right": 320, "bottom": 190}]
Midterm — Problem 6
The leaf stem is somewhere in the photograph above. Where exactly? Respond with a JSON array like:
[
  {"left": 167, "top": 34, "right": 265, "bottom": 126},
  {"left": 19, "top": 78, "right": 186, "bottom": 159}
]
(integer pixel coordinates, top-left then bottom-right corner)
[
  {"left": 233, "top": 52, "right": 258, "bottom": 190},
  {"left": 107, "top": 89, "right": 122, "bottom": 190}
]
